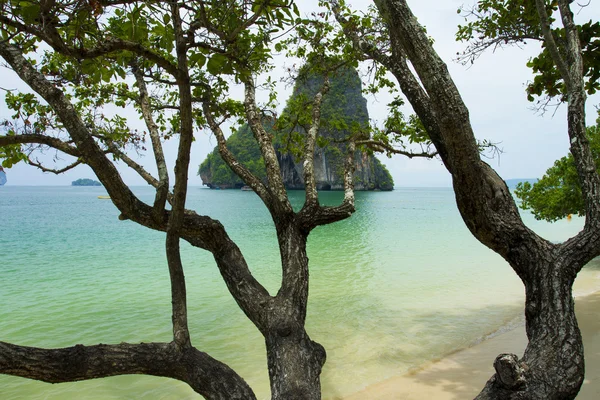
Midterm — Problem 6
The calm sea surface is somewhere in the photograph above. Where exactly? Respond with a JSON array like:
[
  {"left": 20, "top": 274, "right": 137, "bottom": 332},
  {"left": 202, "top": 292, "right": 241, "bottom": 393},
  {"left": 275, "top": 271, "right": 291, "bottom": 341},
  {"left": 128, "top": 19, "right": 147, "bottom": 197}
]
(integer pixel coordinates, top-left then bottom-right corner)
[{"left": 1, "top": 186, "right": 598, "bottom": 399}]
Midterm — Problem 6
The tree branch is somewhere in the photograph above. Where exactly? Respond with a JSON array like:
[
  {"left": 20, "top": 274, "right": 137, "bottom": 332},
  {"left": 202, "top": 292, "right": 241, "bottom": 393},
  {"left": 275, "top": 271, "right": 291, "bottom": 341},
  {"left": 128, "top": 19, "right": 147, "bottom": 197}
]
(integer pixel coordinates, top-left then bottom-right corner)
[
  {"left": 534, "top": 0, "right": 572, "bottom": 89},
  {"left": 163, "top": 2, "right": 194, "bottom": 350},
  {"left": 243, "top": 79, "right": 293, "bottom": 214},
  {"left": 456, "top": 34, "right": 543, "bottom": 66},
  {"left": 302, "top": 77, "right": 330, "bottom": 207},
  {"left": 0, "top": 39, "right": 273, "bottom": 317},
  {"left": 553, "top": 0, "right": 600, "bottom": 256},
  {"left": 0, "top": 134, "right": 80, "bottom": 157},
  {"left": 0, "top": 13, "right": 179, "bottom": 78},
  {"left": 108, "top": 145, "right": 173, "bottom": 205},
  {"left": 0, "top": 341, "right": 257, "bottom": 400},
  {"left": 202, "top": 99, "right": 271, "bottom": 203},
  {"left": 330, "top": 1, "right": 449, "bottom": 164},
  {"left": 329, "top": 1, "right": 391, "bottom": 65},
  {"left": 28, "top": 157, "right": 82, "bottom": 174},
  {"left": 356, "top": 139, "right": 438, "bottom": 158},
  {"left": 132, "top": 61, "right": 170, "bottom": 222},
  {"left": 297, "top": 142, "right": 356, "bottom": 231}
]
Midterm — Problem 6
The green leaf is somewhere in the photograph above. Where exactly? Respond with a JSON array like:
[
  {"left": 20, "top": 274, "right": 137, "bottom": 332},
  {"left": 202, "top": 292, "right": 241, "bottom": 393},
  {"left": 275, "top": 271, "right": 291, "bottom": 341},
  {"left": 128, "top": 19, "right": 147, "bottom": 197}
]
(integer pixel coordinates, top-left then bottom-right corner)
[
  {"left": 207, "top": 54, "right": 233, "bottom": 75},
  {"left": 190, "top": 52, "right": 207, "bottom": 68}
]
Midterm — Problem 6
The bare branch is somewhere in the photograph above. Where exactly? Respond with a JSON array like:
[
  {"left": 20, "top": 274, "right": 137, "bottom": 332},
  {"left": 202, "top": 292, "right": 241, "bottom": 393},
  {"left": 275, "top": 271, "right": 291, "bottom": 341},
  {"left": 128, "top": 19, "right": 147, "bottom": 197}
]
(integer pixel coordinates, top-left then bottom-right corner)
[
  {"left": 108, "top": 146, "right": 172, "bottom": 202},
  {"left": 28, "top": 157, "right": 82, "bottom": 174},
  {"left": 132, "top": 61, "right": 170, "bottom": 222},
  {"left": 356, "top": 139, "right": 438, "bottom": 158},
  {"left": 243, "top": 79, "right": 293, "bottom": 213},
  {"left": 456, "top": 34, "right": 542, "bottom": 66},
  {"left": 303, "top": 77, "right": 330, "bottom": 207}
]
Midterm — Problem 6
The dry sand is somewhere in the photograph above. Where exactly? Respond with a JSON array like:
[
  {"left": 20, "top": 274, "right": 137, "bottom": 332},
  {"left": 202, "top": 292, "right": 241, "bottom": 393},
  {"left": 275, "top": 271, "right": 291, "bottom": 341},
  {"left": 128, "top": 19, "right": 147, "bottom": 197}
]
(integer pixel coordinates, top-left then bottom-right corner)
[{"left": 341, "top": 292, "right": 600, "bottom": 400}]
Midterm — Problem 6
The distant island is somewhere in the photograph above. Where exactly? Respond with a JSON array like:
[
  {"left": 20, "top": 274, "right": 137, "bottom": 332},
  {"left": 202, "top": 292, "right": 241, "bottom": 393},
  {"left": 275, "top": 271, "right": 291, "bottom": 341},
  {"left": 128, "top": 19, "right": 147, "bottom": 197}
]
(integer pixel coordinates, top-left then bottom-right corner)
[{"left": 72, "top": 178, "right": 102, "bottom": 186}]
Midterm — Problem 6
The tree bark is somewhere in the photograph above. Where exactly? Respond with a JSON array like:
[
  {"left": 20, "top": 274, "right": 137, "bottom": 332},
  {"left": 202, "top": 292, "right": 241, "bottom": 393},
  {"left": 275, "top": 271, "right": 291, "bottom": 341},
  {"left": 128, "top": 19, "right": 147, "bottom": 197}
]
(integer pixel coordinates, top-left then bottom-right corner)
[
  {"left": 265, "top": 221, "right": 326, "bottom": 400},
  {"left": 0, "top": 341, "right": 257, "bottom": 400},
  {"left": 477, "top": 255, "right": 584, "bottom": 399},
  {"left": 265, "top": 329, "right": 326, "bottom": 400}
]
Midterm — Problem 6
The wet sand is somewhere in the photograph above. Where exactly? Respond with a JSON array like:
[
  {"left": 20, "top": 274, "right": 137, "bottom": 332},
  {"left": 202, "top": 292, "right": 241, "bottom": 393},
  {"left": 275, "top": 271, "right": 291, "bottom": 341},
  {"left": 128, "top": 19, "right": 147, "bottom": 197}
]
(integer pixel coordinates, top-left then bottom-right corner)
[{"left": 342, "top": 292, "right": 600, "bottom": 400}]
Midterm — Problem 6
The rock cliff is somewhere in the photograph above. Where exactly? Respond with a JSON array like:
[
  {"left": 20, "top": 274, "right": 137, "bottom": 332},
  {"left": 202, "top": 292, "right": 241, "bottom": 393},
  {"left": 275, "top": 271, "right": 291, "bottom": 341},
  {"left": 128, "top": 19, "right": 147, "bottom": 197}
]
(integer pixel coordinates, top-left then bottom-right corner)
[{"left": 198, "top": 67, "right": 393, "bottom": 191}]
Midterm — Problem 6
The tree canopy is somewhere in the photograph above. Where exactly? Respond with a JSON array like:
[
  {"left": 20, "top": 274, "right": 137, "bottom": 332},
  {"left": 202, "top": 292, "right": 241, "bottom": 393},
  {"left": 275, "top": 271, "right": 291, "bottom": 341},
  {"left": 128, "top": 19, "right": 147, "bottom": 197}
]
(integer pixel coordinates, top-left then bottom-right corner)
[{"left": 456, "top": 0, "right": 600, "bottom": 104}]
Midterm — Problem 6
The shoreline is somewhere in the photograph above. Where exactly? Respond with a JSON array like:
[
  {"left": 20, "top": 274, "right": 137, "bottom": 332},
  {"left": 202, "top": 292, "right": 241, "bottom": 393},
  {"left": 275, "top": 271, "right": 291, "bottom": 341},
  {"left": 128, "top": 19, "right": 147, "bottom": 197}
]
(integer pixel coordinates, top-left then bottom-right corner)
[{"left": 340, "top": 291, "right": 600, "bottom": 400}]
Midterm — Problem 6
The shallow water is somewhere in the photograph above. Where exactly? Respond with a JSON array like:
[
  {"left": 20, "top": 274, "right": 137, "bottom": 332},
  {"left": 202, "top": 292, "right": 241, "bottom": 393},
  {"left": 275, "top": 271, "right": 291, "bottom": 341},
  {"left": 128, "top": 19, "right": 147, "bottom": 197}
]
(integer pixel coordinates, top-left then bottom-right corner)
[{"left": 0, "top": 186, "right": 597, "bottom": 399}]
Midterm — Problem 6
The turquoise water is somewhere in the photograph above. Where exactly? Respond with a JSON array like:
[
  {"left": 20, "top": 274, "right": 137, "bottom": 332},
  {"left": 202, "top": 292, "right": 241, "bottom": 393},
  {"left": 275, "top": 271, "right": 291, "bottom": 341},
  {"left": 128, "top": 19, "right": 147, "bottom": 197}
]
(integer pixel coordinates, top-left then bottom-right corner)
[{"left": 1, "top": 186, "right": 598, "bottom": 399}]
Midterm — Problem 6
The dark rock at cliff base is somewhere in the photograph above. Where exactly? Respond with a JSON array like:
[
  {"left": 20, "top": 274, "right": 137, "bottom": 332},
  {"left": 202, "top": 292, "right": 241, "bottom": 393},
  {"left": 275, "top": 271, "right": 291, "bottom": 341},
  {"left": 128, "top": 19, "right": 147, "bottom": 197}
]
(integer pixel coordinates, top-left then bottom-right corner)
[{"left": 198, "top": 66, "right": 394, "bottom": 191}]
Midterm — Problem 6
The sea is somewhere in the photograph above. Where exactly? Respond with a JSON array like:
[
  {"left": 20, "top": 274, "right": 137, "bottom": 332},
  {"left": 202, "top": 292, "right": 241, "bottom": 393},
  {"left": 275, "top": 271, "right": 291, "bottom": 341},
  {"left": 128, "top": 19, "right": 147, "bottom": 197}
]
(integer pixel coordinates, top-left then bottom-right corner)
[{"left": 1, "top": 186, "right": 598, "bottom": 399}]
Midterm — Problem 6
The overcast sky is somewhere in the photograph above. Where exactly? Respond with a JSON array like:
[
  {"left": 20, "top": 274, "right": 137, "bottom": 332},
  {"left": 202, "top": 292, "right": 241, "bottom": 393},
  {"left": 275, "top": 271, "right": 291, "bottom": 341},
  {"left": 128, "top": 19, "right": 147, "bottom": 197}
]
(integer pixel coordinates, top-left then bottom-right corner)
[{"left": 1, "top": 0, "right": 599, "bottom": 187}]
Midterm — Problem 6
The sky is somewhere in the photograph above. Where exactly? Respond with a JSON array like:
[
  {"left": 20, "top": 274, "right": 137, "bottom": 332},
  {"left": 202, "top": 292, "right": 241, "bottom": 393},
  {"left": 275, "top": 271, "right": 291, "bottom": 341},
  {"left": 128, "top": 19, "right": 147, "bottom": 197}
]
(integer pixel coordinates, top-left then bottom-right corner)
[{"left": 1, "top": 0, "right": 599, "bottom": 187}]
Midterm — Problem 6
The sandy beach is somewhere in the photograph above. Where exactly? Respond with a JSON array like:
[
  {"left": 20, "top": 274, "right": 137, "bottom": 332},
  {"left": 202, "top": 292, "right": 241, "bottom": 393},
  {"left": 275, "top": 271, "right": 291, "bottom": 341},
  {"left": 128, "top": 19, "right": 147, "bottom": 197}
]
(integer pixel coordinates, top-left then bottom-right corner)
[{"left": 341, "top": 292, "right": 600, "bottom": 400}]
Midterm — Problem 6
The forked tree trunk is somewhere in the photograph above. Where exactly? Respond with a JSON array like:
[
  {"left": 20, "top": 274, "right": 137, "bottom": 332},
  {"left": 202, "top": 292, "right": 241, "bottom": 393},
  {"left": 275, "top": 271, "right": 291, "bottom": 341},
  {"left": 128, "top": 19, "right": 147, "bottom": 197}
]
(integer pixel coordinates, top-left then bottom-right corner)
[{"left": 477, "top": 256, "right": 584, "bottom": 399}]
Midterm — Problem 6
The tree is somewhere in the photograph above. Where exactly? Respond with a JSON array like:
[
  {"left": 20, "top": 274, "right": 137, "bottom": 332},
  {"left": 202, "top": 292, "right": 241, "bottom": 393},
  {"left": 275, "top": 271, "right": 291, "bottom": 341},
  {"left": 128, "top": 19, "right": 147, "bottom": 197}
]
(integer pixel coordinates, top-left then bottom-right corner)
[
  {"left": 0, "top": 1, "right": 361, "bottom": 399},
  {"left": 515, "top": 112, "right": 600, "bottom": 222},
  {"left": 328, "top": 0, "right": 600, "bottom": 398}
]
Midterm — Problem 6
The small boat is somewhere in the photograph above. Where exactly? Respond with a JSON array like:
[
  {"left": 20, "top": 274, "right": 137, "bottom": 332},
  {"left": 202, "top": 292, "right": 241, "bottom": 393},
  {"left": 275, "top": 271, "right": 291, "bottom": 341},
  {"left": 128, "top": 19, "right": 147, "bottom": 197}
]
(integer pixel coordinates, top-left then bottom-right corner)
[
  {"left": 241, "top": 185, "right": 252, "bottom": 191},
  {"left": 97, "top": 195, "right": 111, "bottom": 199}
]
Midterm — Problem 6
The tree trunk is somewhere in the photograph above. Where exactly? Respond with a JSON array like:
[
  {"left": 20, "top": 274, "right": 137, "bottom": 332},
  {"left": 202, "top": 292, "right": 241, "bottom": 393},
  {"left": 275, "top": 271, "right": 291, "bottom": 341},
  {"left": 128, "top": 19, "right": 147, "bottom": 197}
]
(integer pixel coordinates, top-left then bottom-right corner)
[
  {"left": 266, "top": 329, "right": 326, "bottom": 400},
  {"left": 265, "top": 222, "right": 326, "bottom": 400},
  {"left": 477, "top": 257, "right": 584, "bottom": 399}
]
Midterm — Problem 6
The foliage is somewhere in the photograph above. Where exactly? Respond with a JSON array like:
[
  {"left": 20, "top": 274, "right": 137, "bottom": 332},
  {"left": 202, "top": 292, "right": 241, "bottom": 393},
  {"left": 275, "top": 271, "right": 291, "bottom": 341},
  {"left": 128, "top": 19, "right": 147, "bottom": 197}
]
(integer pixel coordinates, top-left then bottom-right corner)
[
  {"left": 199, "top": 124, "right": 266, "bottom": 186},
  {"left": 0, "top": 0, "right": 299, "bottom": 170},
  {"left": 515, "top": 113, "right": 600, "bottom": 221},
  {"left": 456, "top": 0, "right": 600, "bottom": 103}
]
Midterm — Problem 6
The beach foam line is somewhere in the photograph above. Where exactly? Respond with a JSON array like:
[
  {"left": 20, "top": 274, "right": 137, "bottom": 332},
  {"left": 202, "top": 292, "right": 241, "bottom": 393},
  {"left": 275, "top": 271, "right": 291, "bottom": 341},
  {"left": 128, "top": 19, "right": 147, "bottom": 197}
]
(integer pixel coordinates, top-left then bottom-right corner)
[{"left": 339, "top": 291, "right": 600, "bottom": 400}]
